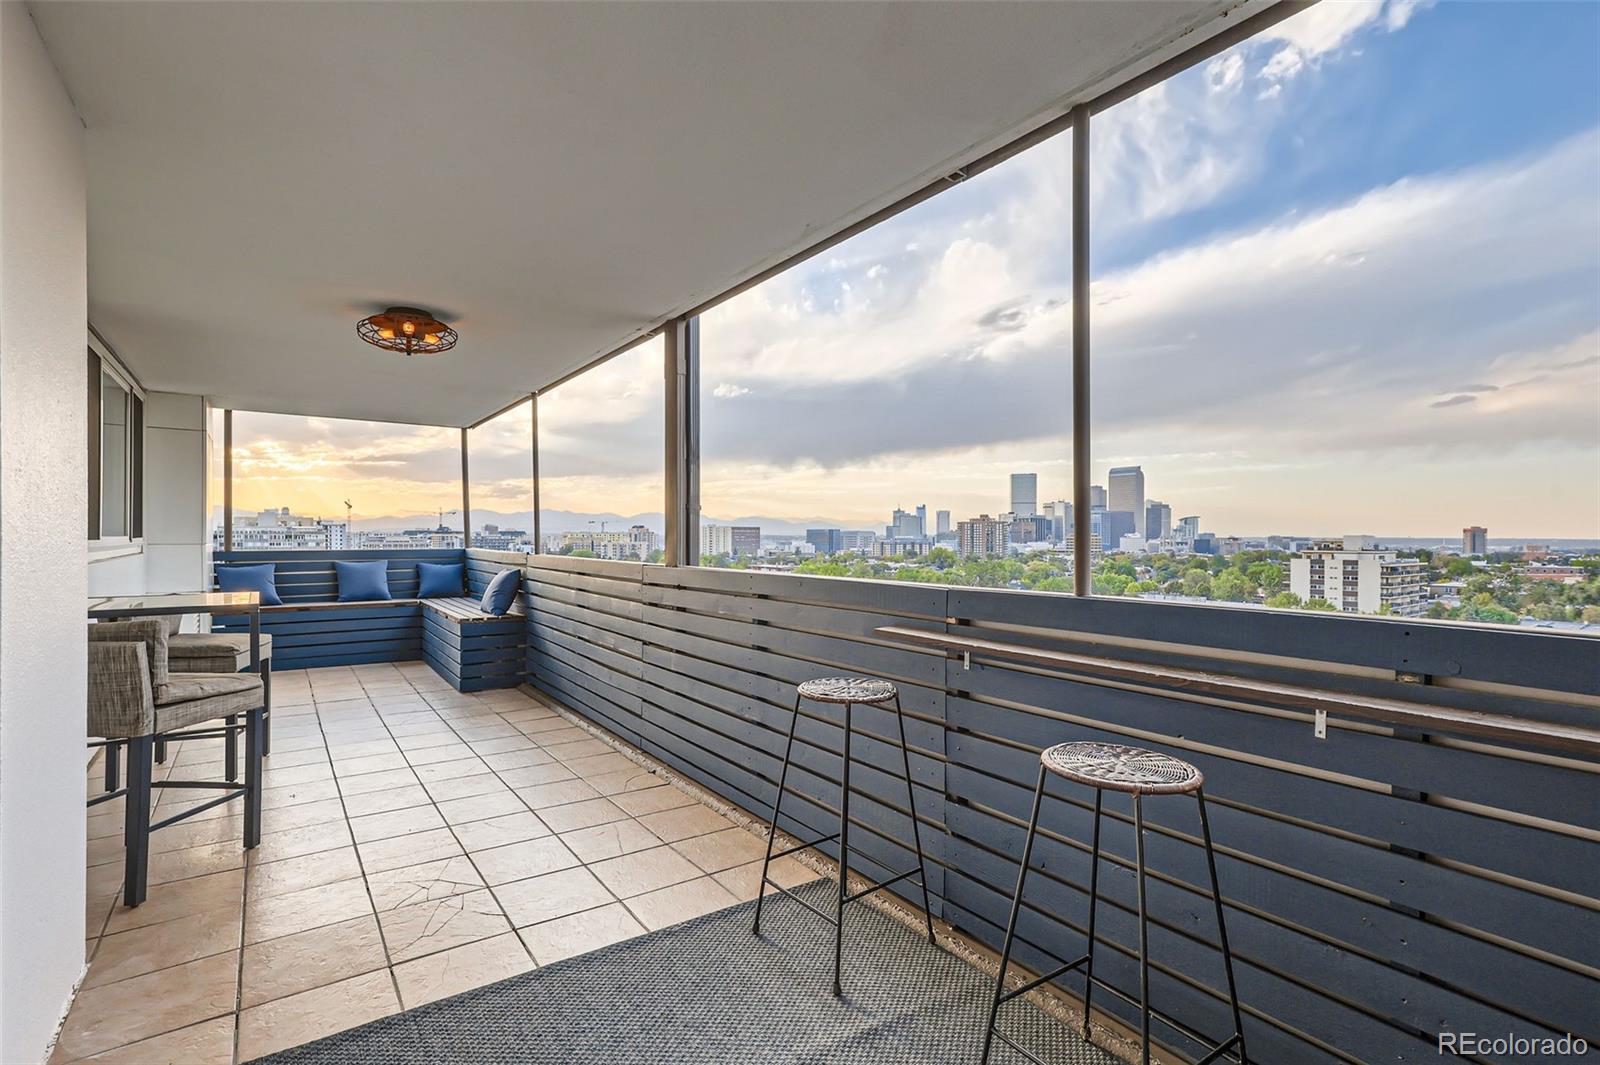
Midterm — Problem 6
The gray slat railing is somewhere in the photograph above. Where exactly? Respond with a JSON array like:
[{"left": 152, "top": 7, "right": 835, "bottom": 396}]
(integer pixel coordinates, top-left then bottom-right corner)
[{"left": 475, "top": 550, "right": 1600, "bottom": 1065}]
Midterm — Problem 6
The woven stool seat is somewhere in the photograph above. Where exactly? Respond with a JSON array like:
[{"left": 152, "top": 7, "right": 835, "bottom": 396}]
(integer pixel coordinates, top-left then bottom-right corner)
[
  {"left": 1041, "top": 741, "right": 1203, "bottom": 795},
  {"left": 796, "top": 677, "right": 897, "bottom": 705}
]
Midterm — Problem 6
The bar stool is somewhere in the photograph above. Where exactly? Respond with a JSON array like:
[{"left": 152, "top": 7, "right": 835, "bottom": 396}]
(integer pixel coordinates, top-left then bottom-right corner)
[
  {"left": 982, "top": 741, "right": 1247, "bottom": 1065},
  {"left": 751, "top": 676, "right": 935, "bottom": 996}
]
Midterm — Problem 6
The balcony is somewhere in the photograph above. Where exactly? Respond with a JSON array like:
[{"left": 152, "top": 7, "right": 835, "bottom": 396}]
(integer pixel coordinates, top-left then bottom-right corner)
[{"left": 3, "top": 2, "right": 1597, "bottom": 1065}]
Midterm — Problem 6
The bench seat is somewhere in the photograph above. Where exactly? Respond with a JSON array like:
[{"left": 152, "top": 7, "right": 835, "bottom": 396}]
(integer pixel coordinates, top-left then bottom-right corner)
[
  {"left": 421, "top": 597, "right": 526, "bottom": 692},
  {"left": 214, "top": 600, "right": 424, "bottom": 670}
]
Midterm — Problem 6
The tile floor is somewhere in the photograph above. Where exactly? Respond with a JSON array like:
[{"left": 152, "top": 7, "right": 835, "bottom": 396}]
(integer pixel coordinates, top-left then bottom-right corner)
[{"left": 58, "top": 662, "right": 816, "bottom": 1064}]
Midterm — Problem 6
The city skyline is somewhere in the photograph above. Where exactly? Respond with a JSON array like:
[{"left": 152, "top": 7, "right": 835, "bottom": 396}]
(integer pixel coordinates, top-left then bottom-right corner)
[{"left": 227, "top": 3, "right": 1599, "bottom": 540}]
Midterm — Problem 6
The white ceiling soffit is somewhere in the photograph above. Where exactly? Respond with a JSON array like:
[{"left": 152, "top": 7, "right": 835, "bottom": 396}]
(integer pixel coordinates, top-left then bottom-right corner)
[{"left": 35, "top": 0, "right": 1253, "bottom": 427}]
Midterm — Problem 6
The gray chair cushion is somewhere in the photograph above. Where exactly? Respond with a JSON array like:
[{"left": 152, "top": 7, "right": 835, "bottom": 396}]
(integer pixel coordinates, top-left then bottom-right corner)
[
  {"left": 169, "top": 632, "right": 272, "bottom": 674},
  {"left": 155, "top": 673, "right": 264, "bottom": 733}
]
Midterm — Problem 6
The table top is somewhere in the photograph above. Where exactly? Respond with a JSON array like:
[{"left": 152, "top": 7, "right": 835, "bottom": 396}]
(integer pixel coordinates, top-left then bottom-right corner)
[{"left": 88, "top": 591, "right": 260, "bottom": 617}]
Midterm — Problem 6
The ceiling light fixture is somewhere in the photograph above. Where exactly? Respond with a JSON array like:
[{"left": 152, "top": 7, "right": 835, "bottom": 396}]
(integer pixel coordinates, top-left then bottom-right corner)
[{"left": 356, "top": 306, "right": 458, "bottom": 356}]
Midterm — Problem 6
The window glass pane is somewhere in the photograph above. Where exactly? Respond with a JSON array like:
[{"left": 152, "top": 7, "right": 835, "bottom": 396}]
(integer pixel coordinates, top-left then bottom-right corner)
[
  {"left": 537, "top": 335, "right": 664, "bottom": 561},
  {"left": 699, "top": 134, "right": 1073, "bottom": 584},
  {"left": 1090, "top": 2, "right": 1600, "bottom": 625},
  {"left": 225, "top": 411, "right": 462, "bottom": 550},
  {"left": 100, "top": 370, "right": 129, "bottom": 537},
  {"left": 467, "top": 400, "right": 535, "bottom": 553}
]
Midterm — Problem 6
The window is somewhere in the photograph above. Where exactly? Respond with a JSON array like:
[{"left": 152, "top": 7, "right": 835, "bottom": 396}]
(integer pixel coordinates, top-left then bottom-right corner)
[
  {"left": 698, "top": 133, "right": 1074, "bottom": 584},
  {"left": 1087, "top": 2, "right": 1600, "bottom": 625},
  {"left": 467, "top": 399, "right": 535, "bottom": 553},
  {"left": 536, "top": 335, "right": 664, "bottom": 561},
  {"left": 88, "top": 347, "right": 142, "bottom": 541},
  {"left": 226, "top": 411, "right": 462, "bottom": 551}
]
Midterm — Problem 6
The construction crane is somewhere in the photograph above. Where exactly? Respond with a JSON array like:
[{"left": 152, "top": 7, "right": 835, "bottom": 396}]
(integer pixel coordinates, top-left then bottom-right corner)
[{"left": 438, "top": 507, "right": 458, "bottom": 532}]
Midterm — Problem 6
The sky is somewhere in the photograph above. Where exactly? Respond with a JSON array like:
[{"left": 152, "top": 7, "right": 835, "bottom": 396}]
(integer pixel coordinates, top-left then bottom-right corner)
[{"left": 233, "top": 0, "right": 1600, "bottom": 540}]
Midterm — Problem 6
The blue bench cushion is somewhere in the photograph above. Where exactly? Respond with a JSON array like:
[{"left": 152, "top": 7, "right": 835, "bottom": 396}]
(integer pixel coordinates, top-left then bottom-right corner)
[
  {"left": 480, "top": 568, "right": 520, "bottom": 616},
  {"left": 216, "top": 563, "right": 283, "bottom": 606},
  {"left": 336, "top": 560, "right": 392, "bottom": 602},
  {"left": 417, "top": 561, "right": 465, "bottom": 599}
]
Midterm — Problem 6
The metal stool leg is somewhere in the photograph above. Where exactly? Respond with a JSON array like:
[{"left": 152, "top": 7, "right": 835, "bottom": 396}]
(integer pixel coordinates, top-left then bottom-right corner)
[
  {"left": 981, "top": 763, "right": 1048, "bottom": 1065},
  {"left": 1198, "top": 787, "right": 1248, "bottom": 1064},
  {"left": 834, "top": 699, "right": 854, "bottom": 997},
  {"left": 104, "top": 740, "right": 121, "bottom": 793},
  {"left": 752, "top": 692, "right": 805, "bottom": 935},
  {"left": 1134, "top": 793, "right": 1151, "bottom": 1065},
  {"left": 1080, "top": 787, "right": 1104, "bottom": 1040},
  {"left": 122, "top": 735, "right": 153, "bottom": 908},
  {"left": 892, "top": 693, "right": 935, "bottom": 943},
  {"left": 260, "top": 657, "right": 273, "bottom": 757},
  {"left": 225, "top": 714, "right": 239, "bottom": 782}
]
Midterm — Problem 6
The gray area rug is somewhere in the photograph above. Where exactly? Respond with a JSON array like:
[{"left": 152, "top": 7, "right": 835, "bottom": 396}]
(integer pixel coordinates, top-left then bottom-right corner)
[{"left": 248, "top": 880, "right": 1119, "bottom": 1065}]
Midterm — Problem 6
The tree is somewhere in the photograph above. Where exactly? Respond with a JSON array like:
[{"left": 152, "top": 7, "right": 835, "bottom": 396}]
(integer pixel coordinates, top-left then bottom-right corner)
[
  {"left": 1302, "top": 598, "right": 1338, "bottom": 612},
  {"left": 1247, "top": 562, "right": 1285, "bottom": 596},
  {"left": 1181, "top": 570, "right": 1213, "bottom": 598},
  {"left": 1212, "top": 570, "right": 1253, "bottom": 602},
  {"left": 1265, "top": 591, "right": 1302, "bottom": 609},
  {"left": 1094, "top": 572, "right": 1132, "bottom": 596}
]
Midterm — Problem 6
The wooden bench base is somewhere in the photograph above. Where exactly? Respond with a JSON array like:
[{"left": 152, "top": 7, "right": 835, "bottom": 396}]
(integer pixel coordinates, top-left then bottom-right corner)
[{"left": 422, "top": 598, "right": 527, "bottom": 692}]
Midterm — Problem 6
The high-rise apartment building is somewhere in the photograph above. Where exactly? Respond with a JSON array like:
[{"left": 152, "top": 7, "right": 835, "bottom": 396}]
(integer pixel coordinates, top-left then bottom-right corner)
[
  {"left": 1108, "top": 466, "right": 1146, "bottom": 536},
  {"left": 957, "top": 515, "right": 1009, "bottom": 557},
  {"left": 1462, "top": 526, "right": 1488, "bottom": 555},
  {"left": 1009, "top": 473, "right": 1037, "bottom": 517},
  {"left": 936, "top": 510, "right": 951, "bottom": 536},
  {"left": 1289, "top": 536, "right": 1428, "bottom": 616},
  {"left": 700, "top": 524, "right": 761, "bottom": 558}
]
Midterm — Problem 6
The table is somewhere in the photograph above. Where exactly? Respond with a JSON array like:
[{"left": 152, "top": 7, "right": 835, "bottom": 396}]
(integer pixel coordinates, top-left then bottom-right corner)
[{"left": 88, "top": 591, "right": 262, "bottom": 673}]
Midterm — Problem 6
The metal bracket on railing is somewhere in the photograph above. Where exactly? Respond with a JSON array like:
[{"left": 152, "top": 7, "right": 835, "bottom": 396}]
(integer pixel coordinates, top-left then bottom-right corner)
[
  {"left": 1314, "top": 708, "right": 1328, "bottom": 740},
  {"left": 962, "top": 651, "right": 971, "bottom": 671}
]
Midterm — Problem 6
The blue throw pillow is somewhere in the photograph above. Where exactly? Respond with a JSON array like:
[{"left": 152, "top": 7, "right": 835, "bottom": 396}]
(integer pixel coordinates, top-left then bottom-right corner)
[
  {"left": 480, "top": 568, "right": 520, "bottom": 616},
  {"left": 216, "top": 563, "right": 283, "bottom": 606},
  {"left": 335, "top": 560, "right": 392, "bottom": 602},
  {"left": 416, "top": 561, "right": 465, "bottom": 599}
]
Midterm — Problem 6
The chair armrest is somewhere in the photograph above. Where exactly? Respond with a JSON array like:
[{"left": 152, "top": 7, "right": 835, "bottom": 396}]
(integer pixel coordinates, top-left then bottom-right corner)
[
  {"left": 90, "top": 619, "right": 170, "bottom": 697},
  {"left": 88, "top": 641, "right": 155, "bottom": 738}
]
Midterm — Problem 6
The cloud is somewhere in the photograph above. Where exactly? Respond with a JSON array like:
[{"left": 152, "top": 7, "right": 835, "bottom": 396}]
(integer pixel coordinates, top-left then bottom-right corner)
[
  {"left": 712, "top": 382, "right": 750, "bottom": 398},
  {"left": 688, "top": 126, "right": 1598, "bottom": 536},
  {"left": 1430, "top": 395, "right": 1477, "bottom": 408}
]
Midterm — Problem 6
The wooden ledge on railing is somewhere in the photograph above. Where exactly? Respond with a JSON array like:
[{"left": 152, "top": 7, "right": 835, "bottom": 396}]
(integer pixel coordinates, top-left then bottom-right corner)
[{"left": 873, "top": 625, "right": 1600, "bottom": 758}]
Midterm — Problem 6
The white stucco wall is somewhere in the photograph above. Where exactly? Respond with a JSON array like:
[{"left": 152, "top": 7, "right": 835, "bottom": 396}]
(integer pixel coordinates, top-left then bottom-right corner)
[{"left": 0, "top": 3, "right": 90, "bottom": 1060}]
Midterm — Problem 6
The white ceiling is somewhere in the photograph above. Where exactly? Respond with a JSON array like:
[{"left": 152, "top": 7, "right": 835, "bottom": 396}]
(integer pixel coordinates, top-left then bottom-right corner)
[{"left": 34, "top": 0, "right": 1249, "bottom": 427}]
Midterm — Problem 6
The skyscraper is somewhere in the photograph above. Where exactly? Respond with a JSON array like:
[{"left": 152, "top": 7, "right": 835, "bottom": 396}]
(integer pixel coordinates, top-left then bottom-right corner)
[
  {"left": 1049, "top": 500, "right": 1071, "bottom": 542},
  {"left": 1009, "top": 473, "right": 1038, "bottom": 517},
  {"left": 1089, "top": 484, "right": 1107, "bottom": 509},
  {"left": 1462, "top": 526, "right": 1488, "bottom": 555},
  {"left": 806, "top": 528, "right": 843, "bottom": 555},
  {"left": 1145, "top": 500, "right": 1172, "bottom": 543},
  {"left": 915, "top": 504, "right": 927, "bottom": 537},
  {"left": 936, "top": 510, "right": 951, "bottom": 536},
  {"left": 1178, "top": 515, "right": 1200, "bottom": 544},
  {"left": 1108, "top": 466, "right": 1146, "bottom": 536}
]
